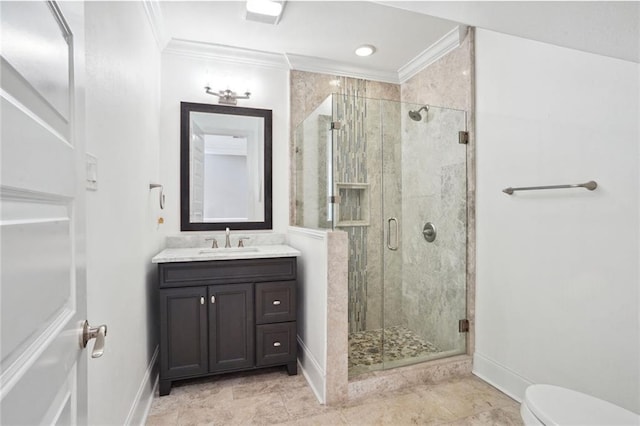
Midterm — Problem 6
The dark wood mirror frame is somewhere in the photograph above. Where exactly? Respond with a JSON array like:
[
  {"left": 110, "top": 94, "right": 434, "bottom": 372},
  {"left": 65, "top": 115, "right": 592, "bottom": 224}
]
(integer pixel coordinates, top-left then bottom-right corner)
[{"left": 180, "top": 102, "right": 273, "bottom": 231}]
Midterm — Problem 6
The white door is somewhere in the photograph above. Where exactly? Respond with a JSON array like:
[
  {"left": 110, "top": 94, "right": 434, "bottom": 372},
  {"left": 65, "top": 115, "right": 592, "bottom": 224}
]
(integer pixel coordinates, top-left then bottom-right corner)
[{"left": 1, "top": 1, "right": 91, "bottom": 424}]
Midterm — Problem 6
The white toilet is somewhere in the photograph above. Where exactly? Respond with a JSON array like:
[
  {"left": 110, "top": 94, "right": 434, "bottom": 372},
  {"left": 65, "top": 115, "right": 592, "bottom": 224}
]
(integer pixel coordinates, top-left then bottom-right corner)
[{"left": 520, "top": 384, "right": 640, "bottom": 425}]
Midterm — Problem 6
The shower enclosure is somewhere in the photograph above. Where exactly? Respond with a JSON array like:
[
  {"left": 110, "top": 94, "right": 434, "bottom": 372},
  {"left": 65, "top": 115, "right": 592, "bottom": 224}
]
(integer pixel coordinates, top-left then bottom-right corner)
[{"left": 294, "top": 94, "right": 468, "bottom": 378}]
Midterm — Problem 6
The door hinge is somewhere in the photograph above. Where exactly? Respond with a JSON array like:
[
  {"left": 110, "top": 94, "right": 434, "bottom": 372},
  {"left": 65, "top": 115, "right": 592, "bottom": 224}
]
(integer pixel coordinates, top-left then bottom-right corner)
[
  {"left": 459, "top": 319, "right": 470, "bottom": 333},
  {"left": 458, "top": 131, "right": 469, "bottom": 145},
  {"left": 330, "top": 121, "right": 342, "bottom": 130},
  {"left": 329, "top": 195, "right": 341, "bottom": 204}
]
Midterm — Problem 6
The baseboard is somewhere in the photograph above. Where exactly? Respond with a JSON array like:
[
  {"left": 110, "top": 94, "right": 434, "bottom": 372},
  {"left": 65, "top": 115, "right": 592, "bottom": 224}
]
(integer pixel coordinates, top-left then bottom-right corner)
[
  {"left": 125, "top": 345, "right": 159, "bottom": 426},
  {"left": 297, "top": 337, "right": 326, "bottom": 404},
  {"left": 472, "top": 351, "right": 532, "bottom": 403}
]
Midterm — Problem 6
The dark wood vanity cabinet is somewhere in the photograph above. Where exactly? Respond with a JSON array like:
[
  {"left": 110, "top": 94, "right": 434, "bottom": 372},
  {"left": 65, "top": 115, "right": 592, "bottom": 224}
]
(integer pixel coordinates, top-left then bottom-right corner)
[{"left": 158, "top": 257, "right": 297, "bottom": 396}]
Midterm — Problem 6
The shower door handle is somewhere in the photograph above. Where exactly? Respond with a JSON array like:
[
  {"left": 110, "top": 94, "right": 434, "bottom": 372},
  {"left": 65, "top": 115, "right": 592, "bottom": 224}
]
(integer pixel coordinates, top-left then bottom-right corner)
[{"left": 387, "top": 217, "right": 399, "bottom": 251}]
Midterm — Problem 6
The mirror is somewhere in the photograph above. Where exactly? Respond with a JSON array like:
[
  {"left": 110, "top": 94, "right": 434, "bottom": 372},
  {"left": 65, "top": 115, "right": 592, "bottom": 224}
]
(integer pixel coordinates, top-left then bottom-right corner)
[{"left": 180, "top": 102, "right": 272, "bottom": 231}]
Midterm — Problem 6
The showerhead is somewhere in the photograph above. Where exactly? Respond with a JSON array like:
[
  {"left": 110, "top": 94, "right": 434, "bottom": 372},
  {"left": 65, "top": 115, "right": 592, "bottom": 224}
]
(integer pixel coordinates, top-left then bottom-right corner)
[
  {"left": 408, "top": 105, "right": 429, "bottom": 121},
  {"left": 408, "top": 110, "right": 422, "bottom": 121}
]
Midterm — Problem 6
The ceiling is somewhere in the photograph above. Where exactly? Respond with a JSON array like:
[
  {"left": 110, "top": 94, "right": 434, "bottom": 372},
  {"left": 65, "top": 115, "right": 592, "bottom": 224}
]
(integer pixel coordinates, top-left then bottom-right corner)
[
  {"left": 382, "top": 1, "right": 640, "bottom": 63},
  {"left": 158, "top": 1, "right": 462, "bottom": 81},
  {"left": 156, "top": 1, "right": 639, "bottom": 83}
]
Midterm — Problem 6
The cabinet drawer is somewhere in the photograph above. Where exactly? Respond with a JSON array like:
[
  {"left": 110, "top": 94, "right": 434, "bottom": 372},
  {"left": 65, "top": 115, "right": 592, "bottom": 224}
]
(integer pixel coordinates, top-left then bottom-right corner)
[
  {"left": 159, "top": 257, "right": 296, "bottom": 288},
  {"left": 255, "top": 281, "right": 296, "bottom": 324},
  {"left": 256, "top": 322, "right": 296, "bottom": 366}
]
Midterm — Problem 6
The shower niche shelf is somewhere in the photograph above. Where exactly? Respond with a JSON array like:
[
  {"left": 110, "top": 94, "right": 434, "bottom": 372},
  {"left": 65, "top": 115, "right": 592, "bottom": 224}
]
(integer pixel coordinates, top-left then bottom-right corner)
[{"left": 335, "top": 182, "right": 370, "bottom": 227}]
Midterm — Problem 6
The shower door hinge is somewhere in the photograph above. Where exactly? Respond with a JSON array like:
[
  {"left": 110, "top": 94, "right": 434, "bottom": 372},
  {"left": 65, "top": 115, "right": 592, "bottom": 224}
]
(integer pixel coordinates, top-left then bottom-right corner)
[
  {"left": 329, "top": 195, "right": 342, "bottom": 204},
  {"left": 458, "top": 319, "right": 470, "bottom": 333},
  {"left": 330, "top": 121, "right": 342, "bottom": 130},
  {"left": 458, "top": 131, "right": 469, "bottom": 145}
]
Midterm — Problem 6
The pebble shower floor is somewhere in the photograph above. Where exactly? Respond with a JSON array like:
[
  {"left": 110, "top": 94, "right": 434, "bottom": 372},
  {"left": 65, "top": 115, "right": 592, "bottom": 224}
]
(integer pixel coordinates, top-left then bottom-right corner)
[{"left": 348, "top": 326, "right": 441, "bottom": 377}]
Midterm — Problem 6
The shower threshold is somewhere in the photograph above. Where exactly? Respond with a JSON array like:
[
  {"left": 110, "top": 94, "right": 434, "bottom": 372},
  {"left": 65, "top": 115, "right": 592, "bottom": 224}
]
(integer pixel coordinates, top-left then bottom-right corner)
[{"left": 349, "top": 326, "right": 457, "bottom": 378}]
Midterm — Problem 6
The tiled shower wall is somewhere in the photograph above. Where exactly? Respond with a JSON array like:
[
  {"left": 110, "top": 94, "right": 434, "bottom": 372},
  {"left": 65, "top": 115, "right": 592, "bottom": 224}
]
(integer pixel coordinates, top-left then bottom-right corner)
[
  {"left": 401, "top": 106, "right": 467, "bottom": 352},
  {"left": 400, "top": 29, "right": 475, "bottom": 353},
  {"left": 334, "top": 82, "right": 370, "bottom": 332},
  {"left": 335, "top": 89, "right": 403, "bottom": 332}
]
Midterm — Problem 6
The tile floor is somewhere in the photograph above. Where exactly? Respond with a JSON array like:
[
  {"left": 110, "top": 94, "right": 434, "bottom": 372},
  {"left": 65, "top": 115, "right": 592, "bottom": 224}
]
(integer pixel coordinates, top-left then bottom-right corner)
[{"left": 146, "top": 367, "right": 524, "bottom": 425}]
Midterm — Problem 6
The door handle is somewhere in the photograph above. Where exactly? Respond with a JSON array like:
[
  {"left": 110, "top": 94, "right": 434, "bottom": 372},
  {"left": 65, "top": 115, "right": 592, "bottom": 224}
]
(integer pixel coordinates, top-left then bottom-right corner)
[
  {"left": 422, "top": 222, "right": 437, "bottom": 242},
  {"left": 387, "top": 217, "right": 399, "bottom": 251},
  {"left": 82, "top": 320, "right": 108, "bottom": 358}
]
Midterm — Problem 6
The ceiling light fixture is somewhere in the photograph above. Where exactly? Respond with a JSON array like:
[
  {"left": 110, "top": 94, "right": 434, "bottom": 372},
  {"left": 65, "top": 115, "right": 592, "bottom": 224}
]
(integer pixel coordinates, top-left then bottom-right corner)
[
  {"left": 204, "top": 87, "right": 251, "bottom": 106},
  {"left": 355, "top": 45, "right": 376, "bottom": 57},
  {"left": 245, "top": 0, "right": 286, "bottom": 25},
  {"left": 247, "top": 0, "right": 282, "bottom": 16}
]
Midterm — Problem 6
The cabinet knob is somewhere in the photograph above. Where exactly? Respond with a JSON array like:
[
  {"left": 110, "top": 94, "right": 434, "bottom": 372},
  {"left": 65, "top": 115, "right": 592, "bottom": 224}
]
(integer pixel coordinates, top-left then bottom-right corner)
[
  {"left": 200, "top": 297, "right": 204, "bottom": 305},
  {"left": 273, "top": 341, "right": 281, "bottom": 347},
  {"left": 211, "top": 295, "right": 216, "bottom": 304},
  {"left": 272, "top": 300, "right": 281, "bottom": 306}
]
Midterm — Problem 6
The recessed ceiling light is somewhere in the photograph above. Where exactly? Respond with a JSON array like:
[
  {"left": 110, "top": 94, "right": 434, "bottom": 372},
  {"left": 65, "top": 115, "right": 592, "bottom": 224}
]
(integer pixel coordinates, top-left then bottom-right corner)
[{"left": 355, "top": 45, "right": 376, "bottom": 57}]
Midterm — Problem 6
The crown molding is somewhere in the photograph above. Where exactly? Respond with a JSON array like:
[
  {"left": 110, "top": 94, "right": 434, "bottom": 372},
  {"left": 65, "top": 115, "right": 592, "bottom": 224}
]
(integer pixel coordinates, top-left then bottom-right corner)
[
  {"left": 285, "top": 53, "right": 400, "bottom": 84},
  {"left": 164, "top": 39, "right": 290, "bottom": 70},
  {"left": 141, "top": 0, "right": 170, "bottom": 51},
  {"left": 398, "top": 25, "right": 467, "bottom": 84},
  {"left": 162, "top": 27, "right": 466, "bottom": 84}
]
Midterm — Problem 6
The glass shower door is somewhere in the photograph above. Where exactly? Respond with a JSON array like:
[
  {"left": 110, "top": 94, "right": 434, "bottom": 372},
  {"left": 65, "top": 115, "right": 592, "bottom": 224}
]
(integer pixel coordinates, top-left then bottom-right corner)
[
  {"left": 381, "top": 101, "right": 468, "bottom": 368},
  {"left": 334, "top": 94, "right": 469, "bottom": 377}
]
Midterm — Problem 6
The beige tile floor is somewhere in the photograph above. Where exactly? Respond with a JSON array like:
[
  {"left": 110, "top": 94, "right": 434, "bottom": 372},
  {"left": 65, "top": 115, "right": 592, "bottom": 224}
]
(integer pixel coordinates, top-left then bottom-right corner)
[{"left": 147, "top": 367, "right": 524, "bottom": 426}]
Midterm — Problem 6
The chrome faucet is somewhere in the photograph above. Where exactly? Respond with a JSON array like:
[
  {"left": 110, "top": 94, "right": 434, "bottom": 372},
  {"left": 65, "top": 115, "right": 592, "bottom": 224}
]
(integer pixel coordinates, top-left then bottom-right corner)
[
  {"left": 205, "top": 237, "right": 218, "bottom": 248},
  {"left": 225, "top": 227, "right": 231, "bottom": 248}
]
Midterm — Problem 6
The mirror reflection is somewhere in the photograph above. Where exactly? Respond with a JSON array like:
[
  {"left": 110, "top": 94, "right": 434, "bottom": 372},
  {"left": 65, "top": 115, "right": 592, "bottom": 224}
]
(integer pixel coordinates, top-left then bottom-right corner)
[{"left": 180, "top": 102, "right": 272, "bottom": 231}]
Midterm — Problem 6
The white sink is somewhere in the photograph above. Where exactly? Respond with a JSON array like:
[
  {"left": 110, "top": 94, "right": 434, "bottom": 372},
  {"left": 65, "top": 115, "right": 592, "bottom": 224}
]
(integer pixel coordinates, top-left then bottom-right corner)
[{"left": 198, "top": 247, "right": 259, "bottom": 255}]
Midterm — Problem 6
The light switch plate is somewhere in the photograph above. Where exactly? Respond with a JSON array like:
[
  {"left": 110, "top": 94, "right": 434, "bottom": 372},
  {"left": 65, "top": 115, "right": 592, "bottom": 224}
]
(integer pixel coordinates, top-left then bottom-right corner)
[{"left": 86, "top": 153, "right": 98, "bottom": 190}]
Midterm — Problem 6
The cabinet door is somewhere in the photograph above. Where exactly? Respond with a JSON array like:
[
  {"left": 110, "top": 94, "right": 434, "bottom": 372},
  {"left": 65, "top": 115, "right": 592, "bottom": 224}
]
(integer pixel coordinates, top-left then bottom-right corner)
[
  {"left": 160, "top": 287, "right": 208, "bottom": 379},
  {"left": 209, "top": 283, "right": 254, "bottom": 372}
]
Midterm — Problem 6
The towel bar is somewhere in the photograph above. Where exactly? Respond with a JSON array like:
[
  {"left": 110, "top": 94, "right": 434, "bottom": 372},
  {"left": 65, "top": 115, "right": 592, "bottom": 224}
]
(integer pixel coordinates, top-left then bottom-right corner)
[{"left": 502, "top": 180, "right": 597, "bottom": 195}]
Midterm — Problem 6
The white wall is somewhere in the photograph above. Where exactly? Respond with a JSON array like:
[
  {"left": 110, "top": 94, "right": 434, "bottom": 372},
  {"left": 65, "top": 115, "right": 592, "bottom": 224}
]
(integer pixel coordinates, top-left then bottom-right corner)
[
  {"left": 160, "top": 48, "right": 290, "bottom": 234},
  {"left": 287, "top": 227, "right": 329, "bottom": 403},
  {"left": 85, "top": 2, "right": 163, "bottom": 424},
  {"left": 474, "top": 29, "right": 640, "bottom": 413}
]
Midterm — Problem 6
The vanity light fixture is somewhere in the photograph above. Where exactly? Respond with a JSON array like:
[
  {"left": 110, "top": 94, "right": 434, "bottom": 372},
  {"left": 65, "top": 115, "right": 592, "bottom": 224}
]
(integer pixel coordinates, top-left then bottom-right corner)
[
  {"left": 204, "top": 87, "right": 251, "bottom": 106},
  {"left": 245, "top": 0, "right": 286, "bottom": 25},
  {"left": 355, "top": 44, "right": 376, "bottom": 57}
]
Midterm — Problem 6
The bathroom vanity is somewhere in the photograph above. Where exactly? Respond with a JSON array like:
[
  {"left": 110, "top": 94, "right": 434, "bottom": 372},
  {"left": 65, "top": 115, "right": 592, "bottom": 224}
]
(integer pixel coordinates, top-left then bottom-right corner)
[{"left": 152, "top": 245, "right": 300, "bottom": 396}]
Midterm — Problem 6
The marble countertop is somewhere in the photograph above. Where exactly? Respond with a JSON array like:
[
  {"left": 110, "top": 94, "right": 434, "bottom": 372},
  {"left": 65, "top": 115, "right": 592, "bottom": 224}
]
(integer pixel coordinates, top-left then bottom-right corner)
[{"left": 152, "top": 244, "right": 301, "bottom": 263}]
